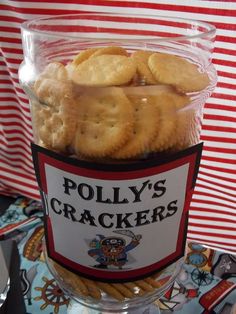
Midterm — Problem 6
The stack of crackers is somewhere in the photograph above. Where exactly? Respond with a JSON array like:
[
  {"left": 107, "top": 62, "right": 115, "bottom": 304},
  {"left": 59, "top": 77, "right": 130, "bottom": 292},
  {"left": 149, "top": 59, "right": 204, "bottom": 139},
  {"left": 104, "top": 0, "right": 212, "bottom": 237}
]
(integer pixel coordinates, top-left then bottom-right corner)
[
  {"left": 51, "top": 259, "right": 165, "bottom": 302},
  {"left": 32, "top": 46, "right": 210, "bottom": 160},
  {"left": 32, "top": 47, "right": 210, "bottom": 302}
]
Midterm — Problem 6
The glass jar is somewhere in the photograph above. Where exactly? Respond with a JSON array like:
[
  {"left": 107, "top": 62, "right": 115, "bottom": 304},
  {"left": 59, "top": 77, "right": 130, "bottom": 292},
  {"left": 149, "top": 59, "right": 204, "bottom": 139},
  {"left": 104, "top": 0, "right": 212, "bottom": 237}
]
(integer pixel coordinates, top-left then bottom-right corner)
[{"left": 19, "top": 13, "right": 217, "bottom": 313}]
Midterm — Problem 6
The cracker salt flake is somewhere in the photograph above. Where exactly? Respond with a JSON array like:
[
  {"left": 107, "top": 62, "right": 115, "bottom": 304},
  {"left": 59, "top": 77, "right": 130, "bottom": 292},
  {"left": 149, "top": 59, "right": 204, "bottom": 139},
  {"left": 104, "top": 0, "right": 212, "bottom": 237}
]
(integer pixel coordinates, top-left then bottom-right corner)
[
  {"left": 148, "top": 53, "right": 210, "bottom": 92},
  {"left": 112, "top": 95, "right": 159, "bottom": 159},
  {"left": 91, "top": 46, "right": 129, "bottom": 58},
  {"left": 73, "top": 87, "right": 133, "bottom": 157},
  {"left": 70, "top": 54, "right": 136, "bottom": 86},
  {"left": 131, "top": 50, "right": 156, "bottom": 85}
]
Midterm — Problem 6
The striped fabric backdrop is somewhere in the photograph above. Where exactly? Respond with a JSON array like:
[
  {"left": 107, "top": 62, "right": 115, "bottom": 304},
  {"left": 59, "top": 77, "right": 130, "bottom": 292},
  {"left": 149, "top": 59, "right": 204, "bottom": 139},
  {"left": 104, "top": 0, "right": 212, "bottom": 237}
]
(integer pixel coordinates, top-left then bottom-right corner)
[{"left": 0, "top": 0, "right": 235, "bottom": 253}]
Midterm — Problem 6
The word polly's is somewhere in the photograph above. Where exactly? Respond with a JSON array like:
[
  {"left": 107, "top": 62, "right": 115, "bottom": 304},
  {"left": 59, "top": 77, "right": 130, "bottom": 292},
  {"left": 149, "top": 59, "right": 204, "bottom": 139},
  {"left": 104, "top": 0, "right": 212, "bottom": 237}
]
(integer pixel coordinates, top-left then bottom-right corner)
[{"left": 63, "top": 177, "right": 167, "bottom": 204}]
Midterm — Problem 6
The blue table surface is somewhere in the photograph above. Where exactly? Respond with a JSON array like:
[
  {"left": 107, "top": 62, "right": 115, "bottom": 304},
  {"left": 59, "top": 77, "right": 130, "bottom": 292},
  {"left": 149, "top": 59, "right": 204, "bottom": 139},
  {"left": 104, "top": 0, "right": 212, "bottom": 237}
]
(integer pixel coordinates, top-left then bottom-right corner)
[{"left": 0, "top": 196, "right": 236, "bottom": 314}]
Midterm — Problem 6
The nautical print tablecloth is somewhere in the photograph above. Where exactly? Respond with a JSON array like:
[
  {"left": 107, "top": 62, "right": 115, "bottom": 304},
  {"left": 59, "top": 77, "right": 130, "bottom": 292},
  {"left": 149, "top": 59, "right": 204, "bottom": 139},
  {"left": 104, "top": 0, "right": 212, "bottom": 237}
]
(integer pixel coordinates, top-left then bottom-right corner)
[{"left": 0, "top": 196, "right": 236, "bottom": 314}]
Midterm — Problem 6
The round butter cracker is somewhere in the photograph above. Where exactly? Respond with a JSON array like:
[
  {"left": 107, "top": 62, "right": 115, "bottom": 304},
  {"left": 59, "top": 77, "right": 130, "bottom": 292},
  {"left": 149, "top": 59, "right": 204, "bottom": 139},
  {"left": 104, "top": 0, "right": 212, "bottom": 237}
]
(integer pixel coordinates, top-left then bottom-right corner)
[
  {"left": 71, "top": 55, "right": 136, "bottom": 86},
  {"left": 148, "top": 53, "right": 210, "bottom": 92},
  {"left": 33, "top": 79, "right": 77, "bottom": 151},
  {"left": 73, "top": 87, "right": 133, "bottom": 157},
  {"left": 112, "top": 95, "right": 159, "bottom": 159}
]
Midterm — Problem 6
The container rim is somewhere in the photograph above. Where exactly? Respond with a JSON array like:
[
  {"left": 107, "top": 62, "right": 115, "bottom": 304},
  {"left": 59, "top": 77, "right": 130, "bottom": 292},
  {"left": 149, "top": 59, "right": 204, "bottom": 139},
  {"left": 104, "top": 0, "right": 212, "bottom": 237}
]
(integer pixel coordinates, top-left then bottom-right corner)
[{"left": 21, "top": 12, "right": 216, "bottom": 42}]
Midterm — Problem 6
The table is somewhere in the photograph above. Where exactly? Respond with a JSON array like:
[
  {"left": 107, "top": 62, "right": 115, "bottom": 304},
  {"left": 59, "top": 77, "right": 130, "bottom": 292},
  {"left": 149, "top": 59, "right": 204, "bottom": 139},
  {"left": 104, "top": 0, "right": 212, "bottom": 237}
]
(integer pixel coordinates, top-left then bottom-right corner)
[{"left": 0, "top": 196, "right": 235, "bottom": 313}]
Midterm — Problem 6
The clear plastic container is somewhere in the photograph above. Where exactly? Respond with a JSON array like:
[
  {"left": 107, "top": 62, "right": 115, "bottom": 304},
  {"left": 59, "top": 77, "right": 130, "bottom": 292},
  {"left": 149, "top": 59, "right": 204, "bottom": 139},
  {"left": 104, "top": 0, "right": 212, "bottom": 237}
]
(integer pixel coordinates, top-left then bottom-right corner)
[{"left": 19, "top": 13, "right": 217, "bottom": 313}]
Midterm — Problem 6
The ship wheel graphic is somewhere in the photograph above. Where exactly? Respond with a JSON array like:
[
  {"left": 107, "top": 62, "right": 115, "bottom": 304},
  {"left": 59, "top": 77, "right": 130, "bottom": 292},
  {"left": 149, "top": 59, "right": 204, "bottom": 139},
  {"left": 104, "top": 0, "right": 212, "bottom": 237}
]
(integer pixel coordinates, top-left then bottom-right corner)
[
  {"left": 34, "top": 276, "right": 69, "bottom": 313},
  {"left": 191, "top": 268, "right": 213, "bottom": 287}
]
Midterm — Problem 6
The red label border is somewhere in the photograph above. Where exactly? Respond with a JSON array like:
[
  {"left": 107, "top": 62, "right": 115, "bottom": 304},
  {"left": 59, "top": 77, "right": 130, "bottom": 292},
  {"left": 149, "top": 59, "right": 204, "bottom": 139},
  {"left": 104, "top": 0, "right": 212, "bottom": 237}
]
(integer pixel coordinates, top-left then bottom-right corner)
[{"left": 32, "top": 143, "right": 202, "bottom": 282}]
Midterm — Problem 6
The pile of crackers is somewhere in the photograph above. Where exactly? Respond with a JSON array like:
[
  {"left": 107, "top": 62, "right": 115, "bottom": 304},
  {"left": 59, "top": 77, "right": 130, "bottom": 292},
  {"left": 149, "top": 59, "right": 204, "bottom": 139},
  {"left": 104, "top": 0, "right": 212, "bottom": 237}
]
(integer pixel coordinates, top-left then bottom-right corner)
[
  {"left": 32, "top": 47, "right": 210, "bottom": 302},
  {"left": 32, "top": 46, "right": 210, "bottom": 160},
  {"left": 52, "top": 259, "right": 164, "bottom": 302}
]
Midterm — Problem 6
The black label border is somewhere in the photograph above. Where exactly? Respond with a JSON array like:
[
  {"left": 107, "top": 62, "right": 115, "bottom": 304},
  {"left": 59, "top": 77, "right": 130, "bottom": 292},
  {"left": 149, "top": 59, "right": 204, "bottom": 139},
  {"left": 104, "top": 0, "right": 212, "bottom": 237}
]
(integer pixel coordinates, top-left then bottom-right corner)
[
  {"left": 31, "top": 142, "right": 202, "bottom": 283},
  {"left": 32, "top": 142, "right": 203, "bottom": 190}
]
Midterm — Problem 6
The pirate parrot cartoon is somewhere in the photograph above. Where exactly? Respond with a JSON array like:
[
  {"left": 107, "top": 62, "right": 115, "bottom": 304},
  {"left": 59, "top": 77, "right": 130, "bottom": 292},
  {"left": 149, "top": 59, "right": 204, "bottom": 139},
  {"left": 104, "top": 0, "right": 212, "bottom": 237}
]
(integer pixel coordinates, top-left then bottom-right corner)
[{"left": 88, "top": 230, "right": 142, "bottom": 269}]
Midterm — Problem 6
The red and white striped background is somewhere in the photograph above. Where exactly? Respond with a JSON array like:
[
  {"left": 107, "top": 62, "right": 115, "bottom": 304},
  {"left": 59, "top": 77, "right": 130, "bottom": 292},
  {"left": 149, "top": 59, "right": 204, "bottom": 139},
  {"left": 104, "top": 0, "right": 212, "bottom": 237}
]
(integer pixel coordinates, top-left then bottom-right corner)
[{"left": 0, "top": 0, "right": 235, "bottom": 253}]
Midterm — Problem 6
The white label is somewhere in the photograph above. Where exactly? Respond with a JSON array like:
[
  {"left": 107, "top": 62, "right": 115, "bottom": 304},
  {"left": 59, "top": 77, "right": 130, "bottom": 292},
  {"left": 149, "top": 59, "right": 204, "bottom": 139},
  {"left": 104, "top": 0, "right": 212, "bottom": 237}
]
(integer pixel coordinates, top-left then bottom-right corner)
[
  {"left": 32, "top": 143, "right": 202, "bottom": 281},
  {"left": 46, "top": 163, "right": 188, "bottom": 269}
]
